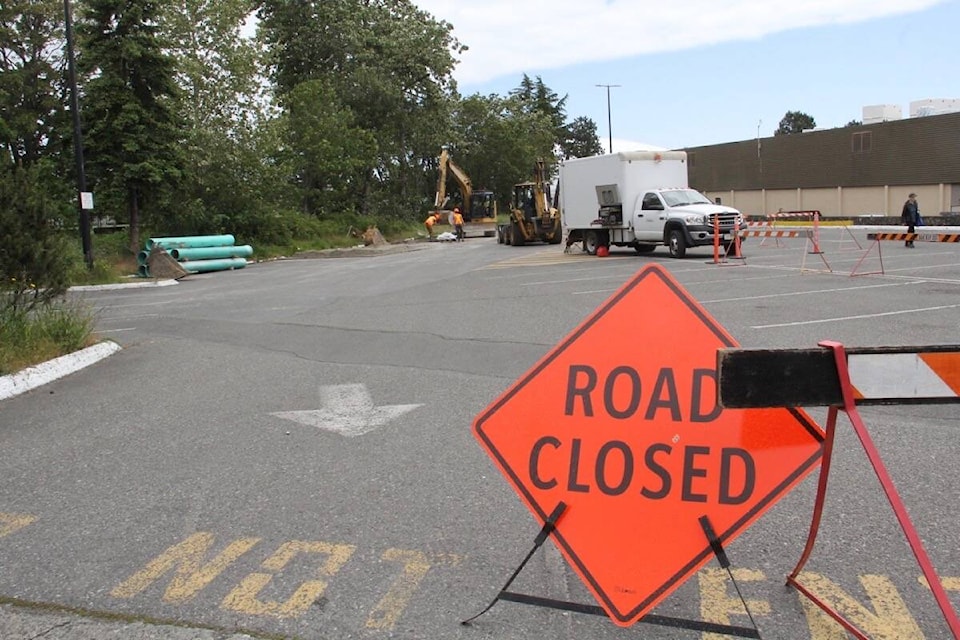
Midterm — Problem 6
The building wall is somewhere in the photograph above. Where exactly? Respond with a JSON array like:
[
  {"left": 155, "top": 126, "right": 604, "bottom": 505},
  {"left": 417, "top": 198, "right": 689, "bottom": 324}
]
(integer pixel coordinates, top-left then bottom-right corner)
[
  {"left": 704, "top": 185, "right": 951, "bottom": 218},
  {"left": 686, "top": 111, "right": 960, "bottom": 217}
]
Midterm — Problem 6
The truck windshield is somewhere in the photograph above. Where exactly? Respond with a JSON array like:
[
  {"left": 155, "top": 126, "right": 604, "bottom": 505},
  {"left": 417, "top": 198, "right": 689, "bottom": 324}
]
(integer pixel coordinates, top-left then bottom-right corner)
[{"left": 661, "top": 189, "right": 713, "bottom": 207}]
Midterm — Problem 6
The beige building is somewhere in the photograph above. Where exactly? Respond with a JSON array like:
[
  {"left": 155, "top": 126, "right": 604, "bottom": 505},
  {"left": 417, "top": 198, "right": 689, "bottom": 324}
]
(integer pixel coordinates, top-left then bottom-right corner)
[{"left": 683, "top": 111, "right": 960, "bottom": 220}]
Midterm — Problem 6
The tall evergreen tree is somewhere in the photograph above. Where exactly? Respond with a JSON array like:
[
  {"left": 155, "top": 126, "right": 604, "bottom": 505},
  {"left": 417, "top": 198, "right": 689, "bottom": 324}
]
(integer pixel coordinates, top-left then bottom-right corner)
[
  {"left": 509, "top": 74, "right": 568, "bottom": 146},
  {"left": 78, "top": 0, "right": 184, "bottom": 252},
  {"left": 561, "top": 116, "right": 603, "bottom": 159},
  {"left": 0, "top": 0, "right": 66, "bottom": 167}
]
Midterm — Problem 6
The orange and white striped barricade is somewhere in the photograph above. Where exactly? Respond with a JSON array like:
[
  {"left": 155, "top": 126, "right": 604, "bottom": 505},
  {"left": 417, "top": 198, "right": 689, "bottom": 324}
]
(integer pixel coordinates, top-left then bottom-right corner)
[
  {"left": 744, "top": 219, "right": 779, "bottom": 247},
  {"left": 834, "top": 223, "right": 863, "bottom": 252},
  {"left": 718, "top": 342, "right": 960, "bottom": 640},
  {"left": 763, "top": 210, "right": 822, "bottom": 250},
  {"left": 740, "top": 229, "right": 800, "bottom": 241},
  {"left": 851, "top": 231, "right": 960, "bottom": 277},
  {"left": 799, "top": 228, "right": 833, "bottom": 274}
]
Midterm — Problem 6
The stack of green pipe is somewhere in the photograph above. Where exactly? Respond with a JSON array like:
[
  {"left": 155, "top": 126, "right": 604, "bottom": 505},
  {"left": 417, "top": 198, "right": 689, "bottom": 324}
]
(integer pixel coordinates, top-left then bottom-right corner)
[
  {"left": 146, "top": 234, "right": 235, "bottom": 250},
  {"left": 138, "top": 234, "right": 252, "bottom": 277}
]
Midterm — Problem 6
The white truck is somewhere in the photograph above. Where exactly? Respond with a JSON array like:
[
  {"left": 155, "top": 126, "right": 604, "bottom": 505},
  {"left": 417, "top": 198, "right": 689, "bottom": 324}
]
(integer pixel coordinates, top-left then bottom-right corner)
[{"left": 560, "top": 151, "right": 744, "bottom": 258}]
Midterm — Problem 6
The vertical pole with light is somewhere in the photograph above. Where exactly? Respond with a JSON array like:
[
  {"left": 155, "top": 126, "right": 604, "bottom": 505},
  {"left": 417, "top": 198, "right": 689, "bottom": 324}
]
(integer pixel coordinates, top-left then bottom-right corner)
[
  {"left": 64, "top": 0, "right": 93, "bottom": 269},
  {"left": 596, "top": 84, "right": 620, "bottom": 154}
]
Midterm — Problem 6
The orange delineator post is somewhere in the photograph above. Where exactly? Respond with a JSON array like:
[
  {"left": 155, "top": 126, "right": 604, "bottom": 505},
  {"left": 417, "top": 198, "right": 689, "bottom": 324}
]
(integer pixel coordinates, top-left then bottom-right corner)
[{"left": 708, "top": 214, "right": 744, "bottom": 265}]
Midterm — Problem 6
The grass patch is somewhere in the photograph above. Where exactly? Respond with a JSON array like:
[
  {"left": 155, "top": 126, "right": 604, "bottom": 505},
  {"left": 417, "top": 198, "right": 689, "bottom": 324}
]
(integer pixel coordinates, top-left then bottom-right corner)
[{"left": 0, "top": 300, "right": 96, "bottom": 376}]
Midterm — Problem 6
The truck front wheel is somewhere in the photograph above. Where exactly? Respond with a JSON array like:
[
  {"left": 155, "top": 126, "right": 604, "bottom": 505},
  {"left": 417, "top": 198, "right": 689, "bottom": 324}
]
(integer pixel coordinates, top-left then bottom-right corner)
[{"left": 667, "top": 229, "right": 687, "bottom": 258}]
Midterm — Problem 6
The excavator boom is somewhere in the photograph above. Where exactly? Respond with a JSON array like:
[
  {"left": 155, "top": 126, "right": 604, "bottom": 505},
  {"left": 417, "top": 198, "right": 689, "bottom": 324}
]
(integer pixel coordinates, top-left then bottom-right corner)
[{"left": 431, "top": 147, "right": 497, "bottom": 237}]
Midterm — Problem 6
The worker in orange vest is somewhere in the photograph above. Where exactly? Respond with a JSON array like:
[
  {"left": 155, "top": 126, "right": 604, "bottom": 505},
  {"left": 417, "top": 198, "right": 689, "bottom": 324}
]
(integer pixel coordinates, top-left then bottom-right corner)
[
  {"left": 452, "top": 207, "right": 465, "bottom": 242},
  {"left": 424, "top": 212, "right": 440, "bottom": 239}
]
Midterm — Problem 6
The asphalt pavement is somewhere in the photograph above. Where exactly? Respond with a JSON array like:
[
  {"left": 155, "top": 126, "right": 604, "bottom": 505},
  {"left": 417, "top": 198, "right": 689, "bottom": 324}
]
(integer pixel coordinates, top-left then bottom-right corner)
[{"left": 1, "top": 229, "right": 958, "bottom": 639}]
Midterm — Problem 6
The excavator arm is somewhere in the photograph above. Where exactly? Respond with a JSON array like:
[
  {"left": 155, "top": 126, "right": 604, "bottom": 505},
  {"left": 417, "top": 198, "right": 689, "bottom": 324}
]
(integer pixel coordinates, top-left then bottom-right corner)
[{"left": 434, "top": 147, "right": 473, "bottom": 211}]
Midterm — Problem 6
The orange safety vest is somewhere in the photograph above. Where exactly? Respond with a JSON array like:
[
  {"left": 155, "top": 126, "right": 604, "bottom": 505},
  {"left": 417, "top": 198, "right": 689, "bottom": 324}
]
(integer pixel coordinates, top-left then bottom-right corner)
[
  {"left": 453, "top": 212, "right": 464, "bottom": 226},
  {"left": 425, "top": 215, "right": 437, "bottom": 228}
]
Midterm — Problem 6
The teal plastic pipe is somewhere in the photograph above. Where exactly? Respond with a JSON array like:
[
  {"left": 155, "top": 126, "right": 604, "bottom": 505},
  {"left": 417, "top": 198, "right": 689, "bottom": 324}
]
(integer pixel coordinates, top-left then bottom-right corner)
[
  {"left": 170, "top": 245, "right": 253, "bottom": 261},
  {"left": 146, "top": 234, "right": 235, "bottom": 250},
  {"left": 179, "top": 258, "right": 247, "bottom": 273},
  {"left": 137, "top": 250, "right": 149, "bottom": 266}
]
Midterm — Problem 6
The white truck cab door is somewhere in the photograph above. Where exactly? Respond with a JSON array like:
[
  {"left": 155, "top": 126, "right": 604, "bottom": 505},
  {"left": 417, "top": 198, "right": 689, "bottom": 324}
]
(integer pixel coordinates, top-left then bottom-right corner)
[{"left": 633, "top": 191, "right": 666, "bottom": 241}]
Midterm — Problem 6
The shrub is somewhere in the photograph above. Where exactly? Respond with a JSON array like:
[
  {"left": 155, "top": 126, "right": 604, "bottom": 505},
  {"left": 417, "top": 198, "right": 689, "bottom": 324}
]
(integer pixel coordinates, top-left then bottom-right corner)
[
  {"left": 0, "top": 301, "right": 95, "bottom": 376},
  {"left": 0, "top": 165, "right": 73, "bottom": 313}
]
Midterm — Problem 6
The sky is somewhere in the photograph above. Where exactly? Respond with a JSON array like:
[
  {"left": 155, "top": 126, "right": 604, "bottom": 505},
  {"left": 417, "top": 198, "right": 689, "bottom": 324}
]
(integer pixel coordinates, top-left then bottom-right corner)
[{"left": 411, "top": 0, "right": 959, "bottom": 152}]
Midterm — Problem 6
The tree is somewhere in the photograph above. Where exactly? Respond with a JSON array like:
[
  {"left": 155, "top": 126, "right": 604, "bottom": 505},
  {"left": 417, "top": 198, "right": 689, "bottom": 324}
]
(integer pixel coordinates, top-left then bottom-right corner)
[
  {"left": 775, "top": 111, "right": 816, "bottom": 135},
  {"left": 78, "top": 0, "right": 185, "bottom": 253},
  {"left": 0, "top": 0, "right": 67, "bottom": 167},
  {"left": 258, "top": 0, "right": 463, "bottom": 218},
  {"left": 561, "top": 116, "right": 603, "bottom": 159},
  {"left": 161, "top": 0, "right": 263, "bottom": 135},
  {"left": 447, "top": 93, "right": 555, "bottom": 210},
  {"left": 509, "top": 74, "right": 567, "bottom": 136},
  {"left": 0, "top": 164, "right": 72, "bottom": 313},
  {"left": 158, "top": 0, "right": 273, "bottom": 234},
  {"left": 846, "top": 119, "right": 863, "bottom": 127},
  {"left": 282, "top": 79, "right": 376, "bottom": 216}
]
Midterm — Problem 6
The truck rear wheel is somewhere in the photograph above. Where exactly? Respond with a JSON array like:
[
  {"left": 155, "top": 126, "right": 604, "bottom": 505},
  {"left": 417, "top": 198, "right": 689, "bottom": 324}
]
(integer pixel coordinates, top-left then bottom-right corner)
[
  {"left": 668, "top": 229, "right": 687, "bottom": 258},
  {"left": 584, "top": 230, "right": 606, "bottom": 255}
]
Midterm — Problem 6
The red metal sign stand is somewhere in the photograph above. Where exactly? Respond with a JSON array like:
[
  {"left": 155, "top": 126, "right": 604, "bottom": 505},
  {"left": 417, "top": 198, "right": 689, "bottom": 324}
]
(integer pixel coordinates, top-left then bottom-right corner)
[{"left": 787, "top": 340, "right": 960, "bottom": 639}]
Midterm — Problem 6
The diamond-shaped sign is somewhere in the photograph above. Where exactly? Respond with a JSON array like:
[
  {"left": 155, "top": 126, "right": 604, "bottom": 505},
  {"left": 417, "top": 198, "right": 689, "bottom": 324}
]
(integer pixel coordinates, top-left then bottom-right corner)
[{"left": 473, "top": 264, "right": 824, "bottom": 627}]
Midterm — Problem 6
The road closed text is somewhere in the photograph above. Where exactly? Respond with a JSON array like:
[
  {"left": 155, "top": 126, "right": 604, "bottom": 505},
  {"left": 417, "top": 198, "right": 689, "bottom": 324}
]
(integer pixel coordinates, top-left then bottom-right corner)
[{"left": 526, "top": 364, "right": 756, "bottom": 504}]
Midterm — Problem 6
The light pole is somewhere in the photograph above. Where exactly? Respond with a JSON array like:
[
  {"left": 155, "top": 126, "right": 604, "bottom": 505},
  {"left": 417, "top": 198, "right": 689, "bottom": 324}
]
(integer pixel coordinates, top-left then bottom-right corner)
[
  {"left": 64, "top": 0, "right": 93, "bottom": 269},
  {"left": 596, "top": 84, "right": 620, "bottom": 154}
]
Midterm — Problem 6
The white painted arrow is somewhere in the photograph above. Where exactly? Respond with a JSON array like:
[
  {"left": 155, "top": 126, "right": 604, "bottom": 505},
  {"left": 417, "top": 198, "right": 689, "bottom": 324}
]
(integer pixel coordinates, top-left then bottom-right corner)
[{"left": 272, "top": 383, "right": 421, "bottom": 437}]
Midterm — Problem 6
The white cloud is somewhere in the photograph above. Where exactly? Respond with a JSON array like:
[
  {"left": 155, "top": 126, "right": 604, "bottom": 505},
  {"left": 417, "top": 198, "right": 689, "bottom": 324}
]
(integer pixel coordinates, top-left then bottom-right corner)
[{"left": 413, "top": 0, "right": 944, "bottom": 85}]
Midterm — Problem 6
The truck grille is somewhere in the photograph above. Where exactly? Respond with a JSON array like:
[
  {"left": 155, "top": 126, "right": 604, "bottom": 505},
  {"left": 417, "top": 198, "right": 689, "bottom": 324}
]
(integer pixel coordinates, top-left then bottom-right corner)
[{"left": 712, "top": 213, "right": 739, "bottom": 229}]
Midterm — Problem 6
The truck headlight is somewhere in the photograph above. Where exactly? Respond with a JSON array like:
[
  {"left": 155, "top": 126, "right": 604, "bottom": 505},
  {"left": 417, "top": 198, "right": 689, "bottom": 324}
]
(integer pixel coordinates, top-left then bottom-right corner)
[{"left": 684, "top": 214, "right": 706, "bottom": 225}]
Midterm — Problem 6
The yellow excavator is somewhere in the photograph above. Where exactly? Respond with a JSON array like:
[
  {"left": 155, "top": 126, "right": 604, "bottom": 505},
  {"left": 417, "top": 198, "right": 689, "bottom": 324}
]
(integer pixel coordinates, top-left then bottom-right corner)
[
  {"left": 498, "top": 159, "right": 562, "bottom": 246},
  {"left": 432, "top": 146, "right": 498, "bottom": 238}
]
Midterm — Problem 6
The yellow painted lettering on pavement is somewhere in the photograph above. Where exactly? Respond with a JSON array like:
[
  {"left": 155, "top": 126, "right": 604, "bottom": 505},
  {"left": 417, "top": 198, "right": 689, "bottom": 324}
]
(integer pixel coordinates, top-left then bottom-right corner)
[
  {"left": 365, "top": 550, "right": 462, "bottom": 631},
  {"left": 797, "top": 572, "right": 923, "bottom": 639},
  {"left": 698, "top": 568, "right": 771, "bottom": 640},
  {"left": 919, "top": 575, "right": 960, "bottom": 591},
  {"left": 0, "top": 513, "right": 38, "bottom": 539},
  {"left": 221, "top": 540, "right": 355, "bottom": 618},
  {"left": 110, "top": 532, "right": 260, "bottom": 603}
]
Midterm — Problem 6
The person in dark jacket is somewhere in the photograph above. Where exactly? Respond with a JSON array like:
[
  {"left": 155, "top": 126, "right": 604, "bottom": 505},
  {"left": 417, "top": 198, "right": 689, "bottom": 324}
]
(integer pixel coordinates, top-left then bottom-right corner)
[{"left": 901, "top": 193, "right": 919, "bottom": 247}]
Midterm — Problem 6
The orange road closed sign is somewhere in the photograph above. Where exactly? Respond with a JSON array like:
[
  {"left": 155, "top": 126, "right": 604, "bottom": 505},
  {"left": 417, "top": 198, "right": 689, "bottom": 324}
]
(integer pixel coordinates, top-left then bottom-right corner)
[{"left": 473, "top": 264, "right": 825, "bottom": 627}]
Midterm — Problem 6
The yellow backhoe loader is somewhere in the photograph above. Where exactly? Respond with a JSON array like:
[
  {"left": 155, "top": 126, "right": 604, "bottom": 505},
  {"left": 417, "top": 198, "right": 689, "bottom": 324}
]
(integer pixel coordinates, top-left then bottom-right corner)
[{"left": 498, "top": 159, "right": 562, "bottom": 246}]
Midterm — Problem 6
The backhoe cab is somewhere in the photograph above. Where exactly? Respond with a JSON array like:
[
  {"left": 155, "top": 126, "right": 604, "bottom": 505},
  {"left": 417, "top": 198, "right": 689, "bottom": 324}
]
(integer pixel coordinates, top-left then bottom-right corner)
[
  {"left": 432, "top": 147, "right": 497, "bottom": 237},
  {"left": 499, "top": 159, "right": 563, "bottom": 246}
]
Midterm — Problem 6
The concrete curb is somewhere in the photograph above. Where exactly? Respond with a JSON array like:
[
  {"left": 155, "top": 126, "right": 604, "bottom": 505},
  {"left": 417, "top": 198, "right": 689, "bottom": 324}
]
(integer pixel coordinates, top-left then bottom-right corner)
[
  {"left": 69, "top": 278, "right": 179, "bottom": 291},
  {"left": 0, "top": 279, "right": 175, "bottom": 402},
  {"left": 0, "top": 341, "right": 122, "bottom": 401}
]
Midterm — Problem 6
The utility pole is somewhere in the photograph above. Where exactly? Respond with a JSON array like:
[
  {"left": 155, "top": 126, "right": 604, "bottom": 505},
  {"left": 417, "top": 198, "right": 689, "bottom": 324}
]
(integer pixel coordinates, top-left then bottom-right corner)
[
  {"left": 595, "top": 84, "right": 620, "bottom": 154},
  {"left": 64, "top": 0, "right": 93, "bottom": 269}
]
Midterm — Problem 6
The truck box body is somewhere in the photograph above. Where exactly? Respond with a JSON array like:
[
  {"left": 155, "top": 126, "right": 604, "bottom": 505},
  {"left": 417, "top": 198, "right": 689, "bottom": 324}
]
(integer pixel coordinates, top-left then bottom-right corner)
[
  {"left": 560, "top": 151, "right": 689, "bottom": 230},
  {"left": 559, "top": 151, "right": 743, "bottom": 258}
]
